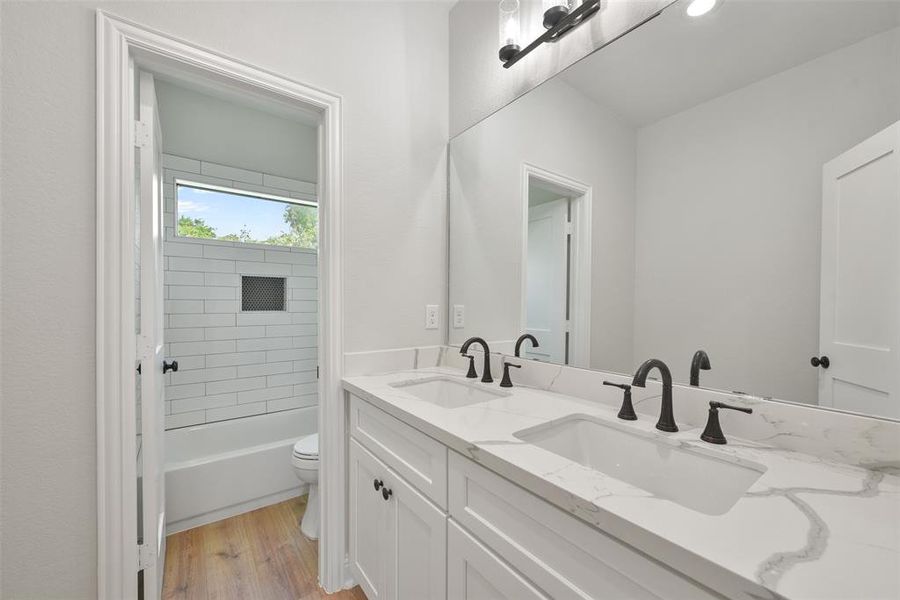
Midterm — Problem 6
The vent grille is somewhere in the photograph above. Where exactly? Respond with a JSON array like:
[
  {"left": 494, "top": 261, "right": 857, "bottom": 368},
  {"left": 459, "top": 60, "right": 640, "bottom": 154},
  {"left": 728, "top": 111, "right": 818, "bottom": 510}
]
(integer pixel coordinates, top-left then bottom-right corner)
[{"left": 242, "top": 276, "right": 286, "bottom": 311}]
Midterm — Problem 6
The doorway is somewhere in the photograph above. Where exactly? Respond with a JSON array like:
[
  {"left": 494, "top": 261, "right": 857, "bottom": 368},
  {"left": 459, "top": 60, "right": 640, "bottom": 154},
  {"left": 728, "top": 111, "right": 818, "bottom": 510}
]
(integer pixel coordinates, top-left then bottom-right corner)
[
  {"left": 97, "top": 13, "right": 345, "bottom": 600},
  {"left": 817, "top": 121, "right": 900, "bottom": 419},
  {"left": 521, "top": 164, "right": 592, "bottom": 367}
]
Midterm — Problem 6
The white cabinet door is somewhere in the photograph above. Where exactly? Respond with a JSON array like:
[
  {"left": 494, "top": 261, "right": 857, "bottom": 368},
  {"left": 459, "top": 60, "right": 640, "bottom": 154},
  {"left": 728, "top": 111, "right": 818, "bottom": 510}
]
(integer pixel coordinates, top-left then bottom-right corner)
[
  {"left": 448, "top": 520, "right": 549, "bottom": 600},
  {"left": 383, "top": 466, "right": 447, "bottom": 600},
  {"left": 351, "top": 437, "right": 448, "bottom": 600},
  {"left": 819, "top": 122, "right": 900, "bottom": 418},
  {"left": 349, "top": 439, "right": 390, "bottom": 600}
]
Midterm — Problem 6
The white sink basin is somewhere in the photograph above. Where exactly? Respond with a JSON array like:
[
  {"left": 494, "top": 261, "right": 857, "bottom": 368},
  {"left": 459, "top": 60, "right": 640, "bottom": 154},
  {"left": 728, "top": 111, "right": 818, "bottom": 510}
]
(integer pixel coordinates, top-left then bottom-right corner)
[
  {"left": 515, "top": 415, "right": 766, "bottom": 515},
  {"left": 391, "top": 377, "right": 508, "bottom": 409}
]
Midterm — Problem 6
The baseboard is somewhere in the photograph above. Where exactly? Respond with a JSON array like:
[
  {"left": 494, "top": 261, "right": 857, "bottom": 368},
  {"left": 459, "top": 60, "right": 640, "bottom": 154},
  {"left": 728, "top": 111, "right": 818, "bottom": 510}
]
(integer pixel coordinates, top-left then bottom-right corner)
[{"left": 165, "top": 484, "right": 308, "bottom": 535}]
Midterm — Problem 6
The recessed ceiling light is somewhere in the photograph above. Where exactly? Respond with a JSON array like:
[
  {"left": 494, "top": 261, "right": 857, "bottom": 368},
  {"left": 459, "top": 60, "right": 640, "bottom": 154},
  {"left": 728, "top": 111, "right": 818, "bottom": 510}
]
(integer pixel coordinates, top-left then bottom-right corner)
[{"left": 686, "top": 0, "right": 718, "bottom": 17}]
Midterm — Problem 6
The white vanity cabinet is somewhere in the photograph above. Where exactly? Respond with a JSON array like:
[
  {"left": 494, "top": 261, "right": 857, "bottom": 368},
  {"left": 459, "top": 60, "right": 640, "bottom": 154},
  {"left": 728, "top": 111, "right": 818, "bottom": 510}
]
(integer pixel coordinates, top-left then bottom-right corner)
[
  {"left": 348, "top": 394, "right": 449, "bottom": 600},
  {"left": 347, "top": 394, "right": 722, "bottom": 600},
  {"left": 349, "top": 439, "right": 448, "bottom": 600}
]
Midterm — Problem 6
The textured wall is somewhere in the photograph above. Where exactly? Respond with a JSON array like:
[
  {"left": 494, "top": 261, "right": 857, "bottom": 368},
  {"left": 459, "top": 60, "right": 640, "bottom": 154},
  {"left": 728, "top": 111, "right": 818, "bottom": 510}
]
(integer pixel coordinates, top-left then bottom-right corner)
[
  {"left": 0, "top": 2, "right": 448, "bottom": 597},
  {"left": 155, "top": 80, "right": 319, "bottom": 182}
]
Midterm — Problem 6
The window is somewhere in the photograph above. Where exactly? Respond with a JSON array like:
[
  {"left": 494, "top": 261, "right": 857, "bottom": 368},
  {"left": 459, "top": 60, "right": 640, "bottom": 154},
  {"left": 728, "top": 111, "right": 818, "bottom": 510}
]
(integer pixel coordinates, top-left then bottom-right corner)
[{"left": 176, "top": 180, "right": 318, "bottom": 249}]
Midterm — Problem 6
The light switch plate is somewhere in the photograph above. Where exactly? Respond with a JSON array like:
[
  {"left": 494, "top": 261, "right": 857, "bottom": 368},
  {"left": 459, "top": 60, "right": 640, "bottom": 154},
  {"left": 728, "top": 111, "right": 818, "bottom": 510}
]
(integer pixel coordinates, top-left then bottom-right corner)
[
  {"left": 425, "top": 305, "right": 439, "bottom": 330},
  {"left": 453, "top": 304, "right": 465, "bottom": 328}
]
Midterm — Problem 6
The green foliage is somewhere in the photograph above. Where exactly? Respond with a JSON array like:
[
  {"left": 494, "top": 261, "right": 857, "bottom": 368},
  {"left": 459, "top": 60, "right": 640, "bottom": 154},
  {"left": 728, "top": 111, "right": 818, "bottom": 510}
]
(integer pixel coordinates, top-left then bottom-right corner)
[
  {"left": 178, "top": 216, "right": 216, "bottom": 239},
  {"left": 179, "top": 202, "right": 317, "bottom": 249},
  {"left": 219, "top": 227, "right": 254, "bottom": 244},
  {"left": 264, "top": 205, "right": 318, "bottom": 249}
]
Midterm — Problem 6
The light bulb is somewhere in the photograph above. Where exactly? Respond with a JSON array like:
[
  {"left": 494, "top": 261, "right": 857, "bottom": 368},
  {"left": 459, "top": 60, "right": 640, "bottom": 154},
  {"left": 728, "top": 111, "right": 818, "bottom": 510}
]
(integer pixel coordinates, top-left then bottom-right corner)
[
  {"left": 498, "top": 0, "right": 521, "bottom": 62},
  {"left": 686, "top": 0, "right": 718, "bottom": 17}
]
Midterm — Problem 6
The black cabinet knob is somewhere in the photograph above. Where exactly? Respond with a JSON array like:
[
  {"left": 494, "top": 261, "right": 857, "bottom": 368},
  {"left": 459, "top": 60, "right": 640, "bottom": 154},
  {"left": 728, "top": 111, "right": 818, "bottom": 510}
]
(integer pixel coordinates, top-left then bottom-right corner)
[
  {"left": 810, "top": 356, "right": 830, "bottom": 369},
  {"left": 163, "top": 360, "right": 178, "bottom": 374},
  {"left": 373, "top": 479, "right": 383, "bottom": 491},
  {"left": 382, "top": 487, "right": 393, "bottom": 501}
]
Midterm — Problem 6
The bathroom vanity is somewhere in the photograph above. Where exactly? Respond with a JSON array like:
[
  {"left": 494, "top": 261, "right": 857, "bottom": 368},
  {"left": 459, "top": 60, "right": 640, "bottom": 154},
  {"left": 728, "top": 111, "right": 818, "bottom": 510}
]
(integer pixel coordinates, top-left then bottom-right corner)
[
  {"left": 342, "top": 363, "right": 900, "bottom": 600},
  {"left": 342, "top": 1, "right": 900, "bottom": 598}
]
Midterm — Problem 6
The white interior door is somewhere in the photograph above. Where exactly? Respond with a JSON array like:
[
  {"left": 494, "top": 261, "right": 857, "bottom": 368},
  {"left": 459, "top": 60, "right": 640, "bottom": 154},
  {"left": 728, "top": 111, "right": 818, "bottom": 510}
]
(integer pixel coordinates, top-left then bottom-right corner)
[
  {"left": 526, "top": 199, "right": 569, "bottom": 363},
  {"left": 819, "top": 121, "right": 900, "bottom": 418},
  {"left": 137, "top": 69, "right": 166, "bottom": 597}
]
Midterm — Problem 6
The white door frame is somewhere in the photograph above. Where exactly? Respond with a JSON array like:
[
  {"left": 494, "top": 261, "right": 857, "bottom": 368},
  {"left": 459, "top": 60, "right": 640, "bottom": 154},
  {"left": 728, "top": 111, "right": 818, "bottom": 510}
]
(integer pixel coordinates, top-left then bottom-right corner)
[
  {"left": 96, "top": 12, "right": 347, "bottom": 599},
  {"left": 520, "top": 163, "right": 592, "bottom": 367}
]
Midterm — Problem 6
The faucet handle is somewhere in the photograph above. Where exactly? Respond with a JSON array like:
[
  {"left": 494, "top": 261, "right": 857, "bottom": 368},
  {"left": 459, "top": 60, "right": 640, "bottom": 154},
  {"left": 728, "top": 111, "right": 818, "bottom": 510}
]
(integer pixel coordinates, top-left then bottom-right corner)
[
  {"left": 499, "top": 361, "right": 521, "bottom": 388},
  {"left": 602, "top": 381, "right": 631, "bottom": 391},
  {"left": 710, "top": 401, "right": 752, "bottom": 414},
  {"left": 603, "top": 380, "right": 637, "bottom": 421},
  {"left": 461, "top": 354, "right": 478, "bottom": 379},
  {"left": 701, "top": 401, "right": 753, "bottom": 444}
]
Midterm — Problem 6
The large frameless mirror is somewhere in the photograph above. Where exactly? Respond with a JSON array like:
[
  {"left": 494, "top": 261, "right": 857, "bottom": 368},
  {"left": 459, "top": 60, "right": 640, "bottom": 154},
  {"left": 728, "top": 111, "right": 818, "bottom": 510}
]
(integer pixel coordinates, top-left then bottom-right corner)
[{"left": 448, "top": 0, "right": 900, "bottom": 419}]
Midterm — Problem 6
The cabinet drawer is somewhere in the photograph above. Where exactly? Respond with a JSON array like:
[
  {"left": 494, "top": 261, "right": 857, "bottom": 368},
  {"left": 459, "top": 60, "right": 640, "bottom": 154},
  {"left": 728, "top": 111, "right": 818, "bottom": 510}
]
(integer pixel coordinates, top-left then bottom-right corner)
[
  {"left": 448, "top": 519, "right": 549, "bottom": 600},
  {"left": 448, "top": 451, "right": 721, "bottom": 600},
  {"left": 350, "top": 394, "right": 448, "bottom": 509}
]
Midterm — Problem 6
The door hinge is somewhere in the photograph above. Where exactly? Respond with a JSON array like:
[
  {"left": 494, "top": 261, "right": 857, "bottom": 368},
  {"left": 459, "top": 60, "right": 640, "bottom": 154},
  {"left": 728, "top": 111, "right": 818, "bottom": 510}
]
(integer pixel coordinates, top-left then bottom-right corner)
[
  {"left": 564, "top": 320, "right": 572, "bottom": 333},
  {"left": 137, "top": 334, "right": 153, "bottom": 360},
  {"left": 134, "top": 120, "right": 151, "bottom": 149},
  {"left": 565, "top": 222, "right": 574, "bottom": 235},
  {"left": 137, "top": 543, "right": 155, "bottom": 571}
]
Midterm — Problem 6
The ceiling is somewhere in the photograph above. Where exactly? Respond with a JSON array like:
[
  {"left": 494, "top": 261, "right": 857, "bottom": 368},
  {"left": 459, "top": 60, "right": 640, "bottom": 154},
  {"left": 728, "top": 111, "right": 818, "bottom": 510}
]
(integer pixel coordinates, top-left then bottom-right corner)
[{"left": 559, "top": 0, "right": 900, "bottom": 126}]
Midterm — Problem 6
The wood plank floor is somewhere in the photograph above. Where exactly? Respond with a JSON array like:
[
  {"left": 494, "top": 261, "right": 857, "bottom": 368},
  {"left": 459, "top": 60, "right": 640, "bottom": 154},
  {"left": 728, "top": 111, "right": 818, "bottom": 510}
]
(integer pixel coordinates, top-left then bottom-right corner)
[{"left": 163, "top": 496, "right": 367, "bottom": 600}]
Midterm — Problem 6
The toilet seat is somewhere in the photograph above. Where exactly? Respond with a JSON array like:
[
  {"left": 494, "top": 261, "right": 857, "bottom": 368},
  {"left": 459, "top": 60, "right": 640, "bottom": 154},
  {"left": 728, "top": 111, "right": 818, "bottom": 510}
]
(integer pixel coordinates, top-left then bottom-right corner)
[{"left": 292, "top": 433, "right": 318, "bottom": 459}]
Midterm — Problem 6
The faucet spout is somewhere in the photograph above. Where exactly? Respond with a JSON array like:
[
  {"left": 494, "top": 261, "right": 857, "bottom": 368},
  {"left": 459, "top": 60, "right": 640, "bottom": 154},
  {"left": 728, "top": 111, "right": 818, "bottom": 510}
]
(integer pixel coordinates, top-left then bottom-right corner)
[
  {"left": 514, "top": 333, "right": 539, "bottom": 357},
  {"left": 690, "top": 350, "right": 711, "bottom": 386},
  {"left": 632, "top": 358, "right": 678, "bottom": 432},
  {"left": 460, "top": 337, "right": 493, "bottom": 383}
]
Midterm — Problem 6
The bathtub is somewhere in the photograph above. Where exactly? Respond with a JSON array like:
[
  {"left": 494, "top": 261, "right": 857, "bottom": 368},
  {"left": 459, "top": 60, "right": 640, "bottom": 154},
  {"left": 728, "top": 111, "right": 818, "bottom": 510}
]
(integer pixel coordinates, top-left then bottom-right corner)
[{"left": 164, "top": 408, "right": 316, "bottom": 534}]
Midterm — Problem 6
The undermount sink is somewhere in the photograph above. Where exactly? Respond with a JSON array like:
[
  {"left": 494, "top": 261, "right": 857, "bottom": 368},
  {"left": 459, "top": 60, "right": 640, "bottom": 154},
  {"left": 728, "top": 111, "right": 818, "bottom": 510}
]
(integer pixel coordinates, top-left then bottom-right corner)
[
  {"left": 390, "top": 376, "right": 508, "bottom": 408},
  {"left": 515, "top": 415, "right": 766, "bottom": 516}
]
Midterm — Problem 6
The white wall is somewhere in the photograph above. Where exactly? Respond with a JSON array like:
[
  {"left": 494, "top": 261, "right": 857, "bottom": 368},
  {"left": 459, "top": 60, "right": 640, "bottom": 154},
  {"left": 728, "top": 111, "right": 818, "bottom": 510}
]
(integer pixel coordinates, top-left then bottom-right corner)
[
  {"left": 155, "top": 80, "right": 319, "bottom": 182},
  {"left": 449, "top": 0, "right": 672, "bottom": 136},
  {"left": 0, "top": 2, "right": 448, "bottom": 597},
  {"left": 449, "top": 78, "right": 636, "bottom": 372},
  {"left": 161, "top": 154, "right": 319, "bottom": 429},
  {"left": 633, "top": 27, "right": 900, "bottom": 403}
]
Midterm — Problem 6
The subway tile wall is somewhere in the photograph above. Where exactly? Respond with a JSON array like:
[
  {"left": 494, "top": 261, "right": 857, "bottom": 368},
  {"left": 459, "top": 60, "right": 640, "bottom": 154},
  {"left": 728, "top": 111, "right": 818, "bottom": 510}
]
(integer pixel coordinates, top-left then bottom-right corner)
[{"left": 161, "top": 153, "right": 318, "bottom": 429}]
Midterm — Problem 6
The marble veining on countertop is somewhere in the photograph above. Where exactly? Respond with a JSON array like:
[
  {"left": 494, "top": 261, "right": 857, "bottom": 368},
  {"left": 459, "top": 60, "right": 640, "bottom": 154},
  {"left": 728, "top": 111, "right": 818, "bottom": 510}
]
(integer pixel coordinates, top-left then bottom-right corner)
[{"left": 343, "top": 367, "right": 900, "bottom": 600}]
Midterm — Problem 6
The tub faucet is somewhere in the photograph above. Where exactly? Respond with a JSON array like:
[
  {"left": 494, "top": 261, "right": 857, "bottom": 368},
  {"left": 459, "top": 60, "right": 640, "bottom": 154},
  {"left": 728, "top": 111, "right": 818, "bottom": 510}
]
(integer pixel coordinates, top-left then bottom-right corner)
[
  {"left": 514, "top": 333, "right": 539, "bottom": 357},
  {"left": 690, "top": 350, "right": 711, "bottom": 386},
  {"left": 460, "top": 337, "right": 493, "bottom": 383},
  {"left": 632, "top": 358, "right": 678, "bottom": 432}
]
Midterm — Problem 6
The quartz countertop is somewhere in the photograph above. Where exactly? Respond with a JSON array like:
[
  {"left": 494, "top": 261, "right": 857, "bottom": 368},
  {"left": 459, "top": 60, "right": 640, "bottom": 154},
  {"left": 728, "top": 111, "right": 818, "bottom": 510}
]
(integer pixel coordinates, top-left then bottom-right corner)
[{"left": 343, "top": 367, "right": 900, "bottom": 600}]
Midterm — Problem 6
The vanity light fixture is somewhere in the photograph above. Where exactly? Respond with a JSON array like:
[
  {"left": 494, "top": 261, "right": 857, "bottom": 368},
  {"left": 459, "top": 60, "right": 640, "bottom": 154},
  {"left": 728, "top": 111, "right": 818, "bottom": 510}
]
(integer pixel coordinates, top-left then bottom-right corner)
[
  {"left": 499, "top": 0, "right": 601, "bottom": 69},
  {"left": 686, "top": 0, "right": 719, "bottom": 17}
]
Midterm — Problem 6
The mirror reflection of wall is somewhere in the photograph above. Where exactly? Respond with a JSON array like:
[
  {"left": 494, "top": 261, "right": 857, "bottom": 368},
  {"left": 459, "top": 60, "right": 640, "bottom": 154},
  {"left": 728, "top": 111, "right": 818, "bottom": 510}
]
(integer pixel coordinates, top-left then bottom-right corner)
[{"left": 448, "top": 0, "right": 900, "bottom": 419}]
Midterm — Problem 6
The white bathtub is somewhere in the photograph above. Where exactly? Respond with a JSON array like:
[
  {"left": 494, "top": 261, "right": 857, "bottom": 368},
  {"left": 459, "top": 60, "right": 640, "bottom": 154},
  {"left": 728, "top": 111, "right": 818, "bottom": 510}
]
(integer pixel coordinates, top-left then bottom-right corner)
[{"left": 164, "top": 408, "right": 316, "bottom": 534}]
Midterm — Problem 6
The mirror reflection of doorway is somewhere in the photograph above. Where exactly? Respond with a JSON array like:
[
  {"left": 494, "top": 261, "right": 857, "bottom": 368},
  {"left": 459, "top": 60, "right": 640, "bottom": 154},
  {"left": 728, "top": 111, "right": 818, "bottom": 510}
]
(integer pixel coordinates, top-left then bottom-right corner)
[{"left": 523, "top": 168, "right": 591, "bottom": 366}]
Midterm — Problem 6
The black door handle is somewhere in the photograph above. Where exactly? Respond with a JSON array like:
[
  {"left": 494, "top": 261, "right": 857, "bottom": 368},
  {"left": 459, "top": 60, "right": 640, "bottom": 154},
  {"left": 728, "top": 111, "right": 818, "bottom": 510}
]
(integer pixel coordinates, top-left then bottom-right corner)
[
  {"left": 373, "top": 479, "right": 383, "bottom": 491},
  {"left": 163, "top": 360, "right": 179, "bottom": 374},
  {"left": 810, "top": 356, "right": 830, "bottom": 369},
  {"left": 382, "top": 487, "right": 393, "bottom": 501}
]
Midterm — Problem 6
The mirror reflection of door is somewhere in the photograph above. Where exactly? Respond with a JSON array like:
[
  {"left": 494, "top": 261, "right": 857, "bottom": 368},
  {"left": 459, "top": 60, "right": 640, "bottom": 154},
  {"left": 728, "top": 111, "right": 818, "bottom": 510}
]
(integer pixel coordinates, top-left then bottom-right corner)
[
  {"left": 526, "top": 195, "right": 569, "bottom": 363},
  {"left": 818, "top": 121, "right": 900, "bottom": 419}
]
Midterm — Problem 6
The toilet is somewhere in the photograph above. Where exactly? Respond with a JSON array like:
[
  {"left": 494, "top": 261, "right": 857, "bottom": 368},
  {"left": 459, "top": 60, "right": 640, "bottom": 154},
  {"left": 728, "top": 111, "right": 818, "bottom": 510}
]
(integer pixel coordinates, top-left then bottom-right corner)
[{"left": 291, "top": 433, "right": 319, "bottom": 539}]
